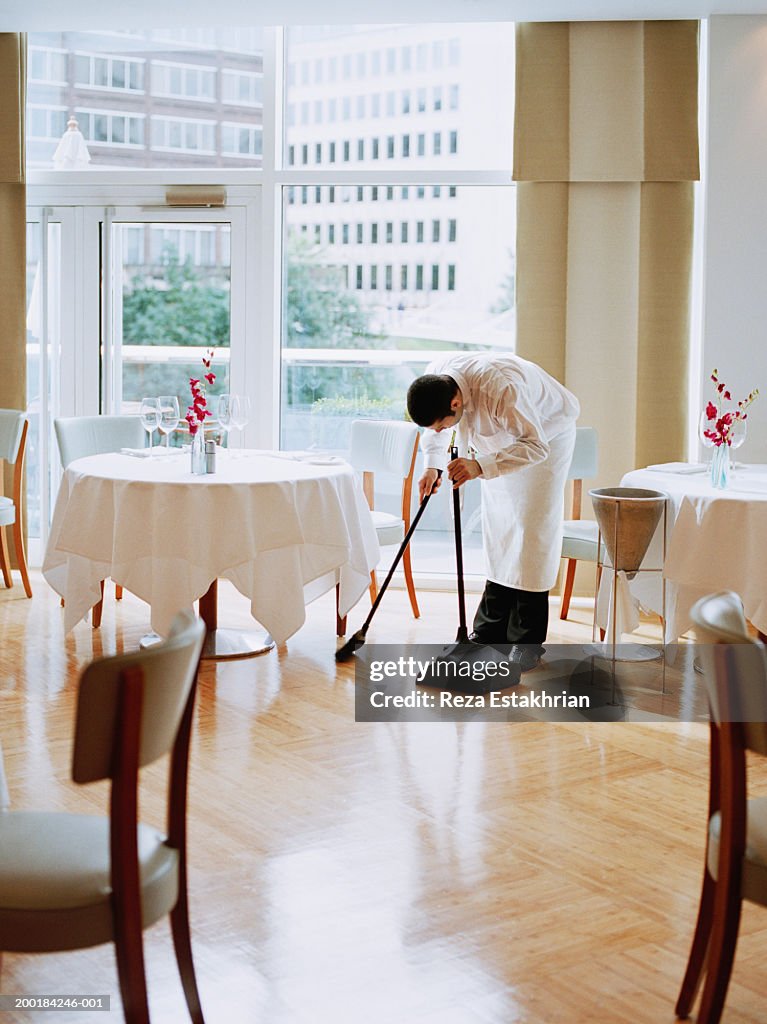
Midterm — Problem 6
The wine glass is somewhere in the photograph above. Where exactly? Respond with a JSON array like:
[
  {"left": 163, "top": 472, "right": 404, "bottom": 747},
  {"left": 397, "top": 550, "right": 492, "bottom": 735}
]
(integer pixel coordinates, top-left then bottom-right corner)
[
  {"left": 217, "top": 394, "right": 233, "bottom": 452},
  {"left": 729, "top": 415, "right": 747, "bottom": 465},
  {"left": 139, "top": 397, "right": 160, "bottom": 454},
  {"left": 157, "top": 395, "right": 180, "bottom": 450},
  {"left": 231, "top": 395, "right": 251, "bottom": 455},
  {"left": 698, "top": 408, "right": 716, "bottom": 465}
]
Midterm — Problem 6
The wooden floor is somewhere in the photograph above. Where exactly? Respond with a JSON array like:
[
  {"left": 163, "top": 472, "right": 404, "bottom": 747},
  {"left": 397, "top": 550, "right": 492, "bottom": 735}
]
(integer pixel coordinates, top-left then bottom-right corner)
[{"left": 1, "top": 574, "right": 767, "bottom": 1023}]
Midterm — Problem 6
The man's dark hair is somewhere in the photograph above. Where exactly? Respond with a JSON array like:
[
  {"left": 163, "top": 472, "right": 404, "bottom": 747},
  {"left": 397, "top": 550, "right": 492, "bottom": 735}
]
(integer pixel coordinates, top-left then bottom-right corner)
[{"left": 406, "top": 374, "right": 459, "bottom": 427}]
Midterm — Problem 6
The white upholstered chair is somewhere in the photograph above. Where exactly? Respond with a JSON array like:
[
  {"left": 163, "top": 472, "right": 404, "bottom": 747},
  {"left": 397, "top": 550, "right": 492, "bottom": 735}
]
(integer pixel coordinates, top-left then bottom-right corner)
[
  {"left": 676, "top": 591, "right": 767, "bottom": 1024},
  {"left": 54, "top": 415, "right": 146, "bottom": 626},
  {"left": 559, "top": 426, "right": 599, "bottom": 621},
  {"left": 0, "top": 409, "right": 32, "bottom": 598},
  {"left": 0, "top": 611, "right": 207, "bottom": 1024},
  {"left": 54, "top": 414, "right": 146, "bottom": 468},
  {"left": 336, "top": 419, "right": 420, "bottom": 635}
]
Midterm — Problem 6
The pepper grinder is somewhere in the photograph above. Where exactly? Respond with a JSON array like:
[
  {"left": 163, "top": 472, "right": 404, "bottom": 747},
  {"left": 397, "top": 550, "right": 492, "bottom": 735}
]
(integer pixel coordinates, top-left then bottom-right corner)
[{"left": 205, "top": 439, "right": 216, "bottom": 474}]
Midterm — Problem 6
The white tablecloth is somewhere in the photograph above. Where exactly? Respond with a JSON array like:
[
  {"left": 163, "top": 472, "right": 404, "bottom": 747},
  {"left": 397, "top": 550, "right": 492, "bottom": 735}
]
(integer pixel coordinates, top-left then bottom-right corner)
[
  {"left": 43, "top": 450, "right": 379, "bottom": 643},
  {"left": 619, "top": 463, "right": 767, "bottom": 640}
]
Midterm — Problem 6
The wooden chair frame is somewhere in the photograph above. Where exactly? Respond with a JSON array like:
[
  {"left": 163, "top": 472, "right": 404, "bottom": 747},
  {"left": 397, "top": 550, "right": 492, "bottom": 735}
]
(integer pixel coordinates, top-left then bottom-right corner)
[{"left": 0, "top": 418, "right": 32, "bottom": 598}]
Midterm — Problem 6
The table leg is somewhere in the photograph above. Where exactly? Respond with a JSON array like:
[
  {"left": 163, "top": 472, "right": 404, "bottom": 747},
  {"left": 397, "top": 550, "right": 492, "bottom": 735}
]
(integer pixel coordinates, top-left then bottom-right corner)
[{"left": 198, "top": 579, "right": 275, "bottom": 660}]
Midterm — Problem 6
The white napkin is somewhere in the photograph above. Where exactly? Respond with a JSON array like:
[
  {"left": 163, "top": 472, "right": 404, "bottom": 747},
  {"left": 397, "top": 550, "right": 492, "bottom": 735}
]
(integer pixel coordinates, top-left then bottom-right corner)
[
  {"left": 646, "top": 462, "right": 706, "bottom": 474},
  {"left": 596, "top": 569, "right": 640, "bottom": 639},
  {"left": 120, "top": 446, "right": 177, "bottom": 458},
  {"left": 643, "top": 462, "right": 704, "bottom": 473}
]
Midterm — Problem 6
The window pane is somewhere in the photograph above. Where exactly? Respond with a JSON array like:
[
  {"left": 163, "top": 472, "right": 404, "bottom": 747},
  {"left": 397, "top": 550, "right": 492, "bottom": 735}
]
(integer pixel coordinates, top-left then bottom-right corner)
[
  {"left": 280, "top": 184, "right": 515, "bottom": 571},
  {"left": 285, "top": 23, "right": 515, "bottom": 170},
  {"left": 27, "top": 29, "right": 264, "bottom": 169},
  {"left": 115, "top": 222, "right": 231, "bottom": 420}
]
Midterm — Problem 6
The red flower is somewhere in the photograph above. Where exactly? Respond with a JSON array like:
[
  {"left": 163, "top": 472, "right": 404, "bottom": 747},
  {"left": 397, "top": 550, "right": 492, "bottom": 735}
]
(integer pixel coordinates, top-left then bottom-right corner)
[
  {"left": 704, "top": 369, "right": 759, "bottom": 448},
  {"left": 186, "top": 351, "right": 216, "bottom": 433},
  {"left": 204, "top": 372, "right": 216, "bottom": 385},
  {"left": 705, "top": 401, "right": 717, "bottom": 421}
]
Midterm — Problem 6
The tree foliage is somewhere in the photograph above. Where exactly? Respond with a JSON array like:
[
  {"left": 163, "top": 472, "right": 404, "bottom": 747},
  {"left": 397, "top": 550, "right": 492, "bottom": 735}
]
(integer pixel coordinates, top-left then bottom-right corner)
[
  {"left": 285, "top": 234, "right": 371, "bottom": 347},
  {"left": 122, "top": 248, "right": 230, "bottom": 347}
]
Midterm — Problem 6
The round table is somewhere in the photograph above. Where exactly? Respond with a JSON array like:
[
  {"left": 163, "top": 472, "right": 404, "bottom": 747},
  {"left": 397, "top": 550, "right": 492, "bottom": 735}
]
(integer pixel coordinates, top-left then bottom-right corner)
[{"left": 43, "top": 449, "right": 379, "bottom": 657}]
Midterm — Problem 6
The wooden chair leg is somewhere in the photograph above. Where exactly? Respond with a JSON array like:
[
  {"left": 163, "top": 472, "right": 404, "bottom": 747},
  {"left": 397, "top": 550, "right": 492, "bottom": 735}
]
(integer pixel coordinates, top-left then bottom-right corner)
[
  {"left": 402, "top": 546, "right": 419, "bottom": 619},
  {"left": 0, "top": 525, "right": 12, "bottom": 588},
  {"left": 92, "top": 580, "right": 105, "bottom": 628},
  {"left": 170, "top": 889, "right": 206, "bottom": 1023},
  {"left": 115, "top": 584, "right": 124, "bottom": 601},
  {"left": 695, "top": 882, "right": 743, "bottom": 1024},
  {"left": 335, "top": 583, "right": 347, "bottom": 637},
  {"left": 369, "top": 569, "right": 378, "bottom": 606},
  {"left": 675, "top": 867, "right": 716, "bottom": 1018},
  {"left": 11, "top": 518, "right": 32, "bottom": 598},
  {"left": 559, "top": 558, "right": 577, "bottom": 620}
]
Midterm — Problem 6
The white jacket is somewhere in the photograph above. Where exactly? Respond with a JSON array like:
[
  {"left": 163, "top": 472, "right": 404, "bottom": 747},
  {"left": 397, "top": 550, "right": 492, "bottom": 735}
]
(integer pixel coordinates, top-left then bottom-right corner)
[{"left": 419, "top": 353, "right": 579, "bottom": 591}]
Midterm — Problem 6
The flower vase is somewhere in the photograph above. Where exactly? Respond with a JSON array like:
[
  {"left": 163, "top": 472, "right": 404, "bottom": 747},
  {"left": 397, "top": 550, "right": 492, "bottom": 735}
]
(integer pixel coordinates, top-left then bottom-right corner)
[
  {"left": 190, "top": 429, "right": 206, "bottom": 475},
  {"left": 710, "top": 443, "right": 730, "bottom": 489}
]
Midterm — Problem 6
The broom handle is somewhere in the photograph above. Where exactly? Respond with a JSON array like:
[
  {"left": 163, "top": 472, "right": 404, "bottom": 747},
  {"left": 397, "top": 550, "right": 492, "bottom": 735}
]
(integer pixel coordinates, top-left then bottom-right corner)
[
  {"left": 451, "top": 446, "right": 468, "bottom": 642},
  {"left": 359, "top": 469, "right": 442, "bottom": 633}
]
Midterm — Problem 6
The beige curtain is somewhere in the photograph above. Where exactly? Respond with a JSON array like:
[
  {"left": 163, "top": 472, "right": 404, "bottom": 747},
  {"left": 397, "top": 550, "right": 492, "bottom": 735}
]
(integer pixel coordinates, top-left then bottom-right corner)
[
  {"left": 514, "top": 21, "right": 699, "bottom": 487},
  {"left": 0, "top": 33, "right": 26, "bottom": 413},
  {"left": 0, "top": 34, "right": 27, "bottom": 565}
]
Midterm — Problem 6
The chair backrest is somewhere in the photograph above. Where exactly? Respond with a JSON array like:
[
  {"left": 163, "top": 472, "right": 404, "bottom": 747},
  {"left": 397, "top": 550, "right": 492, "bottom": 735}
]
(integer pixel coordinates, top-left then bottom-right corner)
[
  {"left": 72, "top": 611, "right": 205, "bottom": 784},
  {"left": 0, "top": 409, "right": 26, "bottom": 464},
  {"left": 349, "top": 419, "right": 420, "bottom": 479},
  {"left": 54, "top": 415, "right": 146, "bottom": 467},
  {"left": 690, "top": 591, "right": 767, "bottom": 755},
  {"left": 567, "top": 427, "right": 598, "bottom": 482}
]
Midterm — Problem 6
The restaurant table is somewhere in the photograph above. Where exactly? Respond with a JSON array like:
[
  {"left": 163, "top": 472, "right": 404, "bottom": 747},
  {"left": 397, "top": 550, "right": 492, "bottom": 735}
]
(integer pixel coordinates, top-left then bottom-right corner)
[
  {"left": 617, "top": 463, "right": 767, "bottom": 641},
  {"left": 42, "top": 449, "right": 379, "bottom": 657}
]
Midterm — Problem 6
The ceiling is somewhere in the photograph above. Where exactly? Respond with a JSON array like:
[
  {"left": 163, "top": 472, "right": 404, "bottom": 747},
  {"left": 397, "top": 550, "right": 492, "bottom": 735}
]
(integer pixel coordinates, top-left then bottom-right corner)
[{"left": 4, "top": 0, "right": 767, "bottom": 31}]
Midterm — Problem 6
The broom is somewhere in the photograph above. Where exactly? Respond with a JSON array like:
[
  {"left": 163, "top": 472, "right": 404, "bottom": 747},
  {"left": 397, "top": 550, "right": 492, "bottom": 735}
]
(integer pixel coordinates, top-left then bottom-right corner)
[{"left": 335, "top": 470, "right": 442, "bottom": 662}]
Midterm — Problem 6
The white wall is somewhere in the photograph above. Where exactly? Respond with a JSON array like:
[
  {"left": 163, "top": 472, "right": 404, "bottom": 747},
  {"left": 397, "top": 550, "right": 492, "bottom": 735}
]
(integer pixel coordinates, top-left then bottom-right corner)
[{"left": 703, "top": 15, "right": 767, "bottom": 462}]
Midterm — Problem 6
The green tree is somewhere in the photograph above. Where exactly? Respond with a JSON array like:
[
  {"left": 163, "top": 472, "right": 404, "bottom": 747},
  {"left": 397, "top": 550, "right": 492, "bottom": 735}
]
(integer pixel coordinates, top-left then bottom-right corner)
[
  {"left": 122, "top": 247, "right": 230, "bottom": 348},
  {"left": 285, "top": 234, "right": 371, "bottom": 348}
]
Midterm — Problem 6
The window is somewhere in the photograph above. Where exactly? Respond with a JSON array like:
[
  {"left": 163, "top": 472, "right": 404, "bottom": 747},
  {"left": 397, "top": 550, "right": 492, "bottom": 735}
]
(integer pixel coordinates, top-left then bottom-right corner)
[
  {"left": 402, "top": 91, "right": 410, "bottom": 114},
  {"left": 402, "top": 135, "right": 410, "bottom": 158},
  {"left": 371, "top": 138, "right": 379, "bottom": 160},
  {"left": 75, "top": 52, "right": 145, "bottom": 92},
  {"left": 415, "top": 264, "right": 424, "bottom": 290},
  {"left": 221, "top": 123, "right": 263, "bottom": 157},
  {"left": 356, "top": 265, "right": 363, "bottom": 289},
  {"left": 385, "top": 265, "right": 393, "bottom": 290},
  {"left": 417, "top": 134, "right": 425, "bottom": 157},
  {"left": 433, "top": 132, "right": 442, "bottom": 156},
  {"left": 342, "top": 224, "right": 350, "bottom": 244},
  {"left": 432, "top": 220, "right": 440, "bottom": 243},
  {"left": 387, "top": 136, "right": 395, "bottom": 159},
  {"left": 153, "top": 61, "right": 214, "bottom": 101},
  {"left": 316, "top": 143, "right": 322, "bottom": 163},
  {"left": 386, "top": 222, "right": 393, "bottom": 243},
  {"left": 27, "top": 105, "right": 68, "bottom": 141},
  {"left": 314, "top": 186, "right": 322, "bottom": 203},
  {"left": 328, "top": 224, "right": 336, "bottom": 244},
  {"left": 29, "top": 47, "right": 67, "bottom": 84},
  {"left": 343, "top": 140, "right": 350, "bottom": 162},
  {"left": 357, "top": 139, "right": 365, "bottom": 160},
  {"left": 370, "top": 265, "right": 378, "bottom": 289},
  {"left": 356, "top": 223, "right": 363, "bottom": 244},
  {"left": 449, "top": 84, "right": 459, "bottom": 110},
  {"left": 356, "top": 95, "right": 366, "bottom": 118},
  {"left": 301, "top": 143, "right": 308, "bottom": 164},
  {"left": 417, "top": 88, "right": 426, "bottom": 112},
  {"left": 401, "top": 264, "right": 408, "bottom": 290},
  {"left": 433, "top": 87, "right": 442, "bottom": 111},
  {"left": 448, "top": 219, "right": 457, "bottom": 242},
  {"left": 450, "top": 131, "right": 458, "bottom": 155},
  {"left": 78, "top": 108, "right": 145, "bottom": 147},
  {"left": 400, "top": 222, "right": 408, "bottom": 243},
  {"left": 416, "top": 221, "right": 424, "bottom": 243},
  {"left": 431, "top": 264, "right": 439, "bottom": 290},
  {"left": 371, "top": 223, "right": 379, "bottom": 244},
  {"left": 448, "top": 264, "right": 456, "bottom": 290}
]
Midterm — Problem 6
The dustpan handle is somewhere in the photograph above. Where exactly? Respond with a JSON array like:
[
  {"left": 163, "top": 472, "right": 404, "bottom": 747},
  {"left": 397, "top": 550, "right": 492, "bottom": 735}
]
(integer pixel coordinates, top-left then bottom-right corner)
[{"left": 450, "top": 445, "right": 469, "bottom": 642}]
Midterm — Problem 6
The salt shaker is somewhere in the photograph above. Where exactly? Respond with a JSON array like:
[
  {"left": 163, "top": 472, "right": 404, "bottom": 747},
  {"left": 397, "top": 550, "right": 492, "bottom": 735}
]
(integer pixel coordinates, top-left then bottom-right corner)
[{"left": 205, "top": 439, "right": 216, "bottom": 474}]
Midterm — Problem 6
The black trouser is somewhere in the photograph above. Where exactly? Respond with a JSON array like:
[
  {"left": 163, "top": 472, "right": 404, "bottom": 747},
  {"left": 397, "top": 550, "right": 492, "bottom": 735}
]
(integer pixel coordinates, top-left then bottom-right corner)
[{"left": 472, "top": 580, "right": 549, "bottom": 647}]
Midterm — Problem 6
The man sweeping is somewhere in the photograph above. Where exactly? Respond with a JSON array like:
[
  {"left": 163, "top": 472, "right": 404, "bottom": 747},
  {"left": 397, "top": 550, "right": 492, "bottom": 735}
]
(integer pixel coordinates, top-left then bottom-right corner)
[{"left": 406, "top": 352, "right": 579, "bottom": 672}]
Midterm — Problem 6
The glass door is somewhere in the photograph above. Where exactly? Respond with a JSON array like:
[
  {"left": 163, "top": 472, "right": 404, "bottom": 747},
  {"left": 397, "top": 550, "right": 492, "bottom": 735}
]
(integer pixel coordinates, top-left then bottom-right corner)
[{"left": 99, "top": 208, "right": 248, "bottom": 435}]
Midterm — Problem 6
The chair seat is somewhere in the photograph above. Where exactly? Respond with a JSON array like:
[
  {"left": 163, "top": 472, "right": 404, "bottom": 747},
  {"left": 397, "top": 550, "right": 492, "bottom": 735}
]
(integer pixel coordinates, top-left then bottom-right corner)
[
  {"left": 0, "top": 495, "right": 15, "bottom": 527},
  {"left": 708, "top": 796, "right": 767, "bottom": 903},
  {"left": 371, "top": 509, "right": 405, "bottom": 547},
  {"left": 561, "top": 519, "right": 603, "bottom": 561},
  {"left": 0, "top": 811, "right": 179, "bottom": 952}
]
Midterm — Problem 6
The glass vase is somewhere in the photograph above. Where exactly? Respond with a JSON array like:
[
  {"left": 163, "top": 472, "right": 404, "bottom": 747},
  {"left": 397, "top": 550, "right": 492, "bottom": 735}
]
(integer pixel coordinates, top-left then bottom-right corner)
[
  {"left": 710, "top": 443, "right": 730, "bottom": 489},
  {"left": 190, "top": 429, "right": 206, "bottom": 475}
]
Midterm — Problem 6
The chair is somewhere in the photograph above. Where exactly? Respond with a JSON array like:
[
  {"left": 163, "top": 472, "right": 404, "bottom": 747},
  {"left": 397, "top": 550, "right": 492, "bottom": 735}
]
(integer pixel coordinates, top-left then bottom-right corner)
[
  {"left": 559, "top": 426, "right": 599, "bottom": 621},
  {"left": 336, "top": 419, "right": 420, "bottom": 635},
  {"left": 0, "top": 611, "right": 207, "bottom": 1024},
  {"left": 54, "top": 415, "right": 146, "bottom": 626},
  {"left": 676, "top": 590, "right": 767, "bottom": 1024},
  {"left": 0, "top": 409, "right": 32, "bottom": 598}
]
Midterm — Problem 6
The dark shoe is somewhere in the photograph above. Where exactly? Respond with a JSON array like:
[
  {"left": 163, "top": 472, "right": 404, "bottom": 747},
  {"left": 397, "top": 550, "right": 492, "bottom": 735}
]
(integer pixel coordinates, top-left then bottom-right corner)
[
  {"left": 468, "top": 630, "right": 505, "bottom": 647},
  {"left": 509, "top": 644, "right": 545, "bottom": 672}
]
